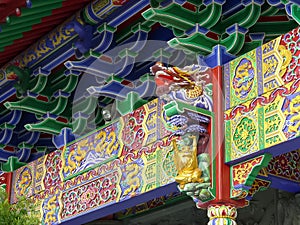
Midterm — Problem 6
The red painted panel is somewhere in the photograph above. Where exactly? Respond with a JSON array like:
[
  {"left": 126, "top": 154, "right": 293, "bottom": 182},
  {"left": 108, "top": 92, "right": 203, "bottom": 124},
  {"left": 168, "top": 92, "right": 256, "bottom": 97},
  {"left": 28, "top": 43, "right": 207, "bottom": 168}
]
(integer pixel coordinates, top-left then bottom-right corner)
[{"left": 0, "top": 172, "right": 12, "bottom": 198}]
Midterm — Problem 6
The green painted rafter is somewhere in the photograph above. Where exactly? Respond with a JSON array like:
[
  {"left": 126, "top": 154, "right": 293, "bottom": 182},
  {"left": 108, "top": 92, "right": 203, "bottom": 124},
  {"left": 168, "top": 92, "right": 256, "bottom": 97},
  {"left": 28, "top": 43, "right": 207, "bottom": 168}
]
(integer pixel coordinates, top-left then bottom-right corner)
[
  {"left": 291, "top": 4, "right": 300, "bottom": 24},
  {"left": 212, "top": 2, "right": 262, "bottom": 34},
  {"left": 24, "top": 117, "right": 70, "bottom": 135},
  {"left": 142, "top": 2, "right": 223, "bottom": 34},
  {"left": 4, "top": 93, "right": 69, "bottom": 116}
]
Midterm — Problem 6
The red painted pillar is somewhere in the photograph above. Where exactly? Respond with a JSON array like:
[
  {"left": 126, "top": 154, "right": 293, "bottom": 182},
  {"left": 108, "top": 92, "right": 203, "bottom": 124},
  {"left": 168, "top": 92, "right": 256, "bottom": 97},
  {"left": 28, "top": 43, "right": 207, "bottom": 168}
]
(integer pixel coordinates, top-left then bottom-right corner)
[
  {"left": 206, "top": 66, "right": 245, "bottom": 224},
  {"left": 0, "top": 172, "right": 12, "bottom": 201}
]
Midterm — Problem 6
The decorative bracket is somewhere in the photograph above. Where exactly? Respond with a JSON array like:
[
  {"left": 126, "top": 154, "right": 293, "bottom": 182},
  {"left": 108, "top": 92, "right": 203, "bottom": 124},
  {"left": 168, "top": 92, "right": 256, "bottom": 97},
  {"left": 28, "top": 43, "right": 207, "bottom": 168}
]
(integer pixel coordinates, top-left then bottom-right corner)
[{"left": 230, "top": 154, "right": 272, "bottom": 200}]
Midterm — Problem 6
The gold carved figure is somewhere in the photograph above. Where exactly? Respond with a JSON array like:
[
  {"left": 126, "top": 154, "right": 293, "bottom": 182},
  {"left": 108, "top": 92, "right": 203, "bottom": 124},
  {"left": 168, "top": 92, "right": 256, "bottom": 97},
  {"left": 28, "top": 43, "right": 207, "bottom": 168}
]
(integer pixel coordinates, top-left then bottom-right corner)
[{"left": 173, "top": 135, "right": 204, "bottom": 189}]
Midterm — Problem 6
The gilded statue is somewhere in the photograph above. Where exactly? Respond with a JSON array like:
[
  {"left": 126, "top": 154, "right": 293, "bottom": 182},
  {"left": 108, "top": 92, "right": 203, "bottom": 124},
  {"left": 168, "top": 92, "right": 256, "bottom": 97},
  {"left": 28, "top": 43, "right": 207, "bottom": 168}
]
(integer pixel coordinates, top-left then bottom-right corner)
[{"left": 173, "top": 135, "right": 204, "bottom": 189}]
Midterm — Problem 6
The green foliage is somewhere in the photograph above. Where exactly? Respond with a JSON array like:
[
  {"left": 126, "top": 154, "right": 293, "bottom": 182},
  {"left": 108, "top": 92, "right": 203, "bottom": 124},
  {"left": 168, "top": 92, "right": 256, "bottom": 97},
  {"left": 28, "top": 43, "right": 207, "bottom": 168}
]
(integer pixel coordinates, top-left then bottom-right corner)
[{"left": 0, "top": 188, "right": 40, "bottom": 225}]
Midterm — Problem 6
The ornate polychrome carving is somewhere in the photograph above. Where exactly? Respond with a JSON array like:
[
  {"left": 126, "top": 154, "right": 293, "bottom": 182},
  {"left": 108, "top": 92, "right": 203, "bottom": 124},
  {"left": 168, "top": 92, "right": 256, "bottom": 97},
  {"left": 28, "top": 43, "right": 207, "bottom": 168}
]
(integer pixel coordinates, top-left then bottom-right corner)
[
  {"left": 151, "top": 62, "right": 213, "bottom": 111},
  {"left": 267, "top": 150, "right": 300, "bottom": 182},
  {"left": 9, "top": 98, "right": 216, "bottom": 224},
  {"left": 16, "top": 14, "right": 80, "bottom": 69},
  {"left": 232, "top": 57, "right": 255, "bottom": 100},
  {"left": 224, "top": 27, "right": 299, "bottom": 110},
  {"left": 246, "top": 178, "right": 270, "bottom": 200},
  {"left": 0, "top": 1, "right": 300, "bottom": 224},
  {"left": 225, "top": 80, "right": 300, "bottom": 162},
  {"left": 62, "top": 122, "right": 122, "bottom": 180},
  {"left": 61, "top": 169, "right": 121, "bottom": 220},
  {"left": 157, "top": 77, "right": 215, "bottom": 204},
  {"left": 207, "top": 204, "right": 237, "bottom": 225},
  {"left": 42, "top": 193, "right": 61, "bottom": 225},
  {"left": 230, "top": 154, "right": 272, "bottom": 200}
]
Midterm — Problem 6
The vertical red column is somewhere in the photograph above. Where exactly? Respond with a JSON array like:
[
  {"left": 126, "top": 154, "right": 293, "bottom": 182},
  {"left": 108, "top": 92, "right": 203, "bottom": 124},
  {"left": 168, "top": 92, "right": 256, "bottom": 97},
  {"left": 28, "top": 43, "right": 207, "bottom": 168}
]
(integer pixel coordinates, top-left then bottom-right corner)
[
  {"left": 212, "top": 66, "right": 231, "bottom": 201},
  {"left": 0, "top": 172, "right": 12, "bottom": 200},
  {"left": 207, "top": 66, "right": 245, "bottom": 224}
]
